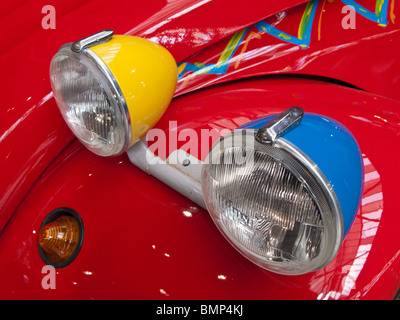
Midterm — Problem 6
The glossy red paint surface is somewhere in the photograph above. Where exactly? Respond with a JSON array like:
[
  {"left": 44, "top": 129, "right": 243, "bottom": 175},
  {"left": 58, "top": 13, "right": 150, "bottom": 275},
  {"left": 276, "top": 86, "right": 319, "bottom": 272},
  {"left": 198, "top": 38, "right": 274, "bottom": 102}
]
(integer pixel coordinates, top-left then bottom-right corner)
[
  {"left": 176, "top": 0, "right": 400, "bottom": 101},
  {"left": 0, "top": 78, "right": 399, "bottom": 299},
  {"left": 1, "top": 0, "right": 400, "bottom": 300},
  {"left": 0, "top": 0, "right": 305, "bottom": 233}
]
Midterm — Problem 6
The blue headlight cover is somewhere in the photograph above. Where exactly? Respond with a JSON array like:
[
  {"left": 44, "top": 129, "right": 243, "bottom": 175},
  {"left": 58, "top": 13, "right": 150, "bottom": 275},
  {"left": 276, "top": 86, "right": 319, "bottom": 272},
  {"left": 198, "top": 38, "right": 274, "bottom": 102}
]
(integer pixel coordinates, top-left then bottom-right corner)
[{"left": 240, "top": 113, "right": 363, "bottom": 235}]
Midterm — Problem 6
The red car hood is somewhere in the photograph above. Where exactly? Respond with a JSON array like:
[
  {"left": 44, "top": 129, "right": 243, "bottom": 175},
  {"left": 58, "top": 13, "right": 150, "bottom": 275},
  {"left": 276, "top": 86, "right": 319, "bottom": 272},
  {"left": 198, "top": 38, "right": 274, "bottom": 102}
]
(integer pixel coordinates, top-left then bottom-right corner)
[{"left": 0, "top": 0, "right": 307, "bottom": 232}]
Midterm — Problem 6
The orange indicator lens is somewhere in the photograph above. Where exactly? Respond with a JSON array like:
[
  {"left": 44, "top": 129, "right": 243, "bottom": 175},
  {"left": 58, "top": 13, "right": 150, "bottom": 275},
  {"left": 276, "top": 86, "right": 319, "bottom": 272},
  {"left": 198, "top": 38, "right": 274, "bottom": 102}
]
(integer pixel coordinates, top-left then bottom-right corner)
[{"left": 38, "top": 215, "right": 81, "bottom": 265}]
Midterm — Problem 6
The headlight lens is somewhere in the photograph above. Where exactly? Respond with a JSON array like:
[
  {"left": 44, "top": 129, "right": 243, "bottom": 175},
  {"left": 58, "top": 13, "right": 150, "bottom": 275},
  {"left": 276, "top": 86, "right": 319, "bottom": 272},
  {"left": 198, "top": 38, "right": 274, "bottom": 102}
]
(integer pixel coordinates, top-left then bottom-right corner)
[
  {"left": 50, "top": 30, "right": 178, "bottom": 157},
  {"left": 50, "top": 45, "right": 130, "bottom": 156},
  {"left": 202, "top": 131, "right": 343, "bottom": 275}
]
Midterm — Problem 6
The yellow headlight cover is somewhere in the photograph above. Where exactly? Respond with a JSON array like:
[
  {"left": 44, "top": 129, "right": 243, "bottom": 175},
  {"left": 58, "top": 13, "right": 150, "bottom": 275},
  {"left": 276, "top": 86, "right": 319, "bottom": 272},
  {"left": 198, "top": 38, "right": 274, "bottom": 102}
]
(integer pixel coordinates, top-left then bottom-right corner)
[{"left": 90, "top": 35, "right": 178, "bottom": 146}]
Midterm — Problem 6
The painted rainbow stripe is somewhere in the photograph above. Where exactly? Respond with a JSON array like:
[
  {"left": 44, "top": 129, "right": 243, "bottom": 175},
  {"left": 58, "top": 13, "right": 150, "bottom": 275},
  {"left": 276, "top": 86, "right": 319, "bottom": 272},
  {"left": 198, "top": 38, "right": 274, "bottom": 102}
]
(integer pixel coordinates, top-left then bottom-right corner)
[
  {"left": 341, "top": 0, "right": 389, "bottom": 26},
  {"left": 177, "top": 27, "right": 249, "bottom": 78},
  {"left": 177, "top": 0, "right": 391, "bottom": 81},
  {"left": 254, "top": 0, "right": 318, "bottom": 48}
]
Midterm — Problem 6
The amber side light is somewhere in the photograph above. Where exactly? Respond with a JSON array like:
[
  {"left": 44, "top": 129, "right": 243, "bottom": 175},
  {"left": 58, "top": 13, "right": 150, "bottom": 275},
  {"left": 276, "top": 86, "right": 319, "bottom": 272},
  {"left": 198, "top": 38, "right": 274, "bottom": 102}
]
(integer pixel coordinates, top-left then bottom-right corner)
[{"left": 38, "top": 209, "right": 84, "bottom": 268}]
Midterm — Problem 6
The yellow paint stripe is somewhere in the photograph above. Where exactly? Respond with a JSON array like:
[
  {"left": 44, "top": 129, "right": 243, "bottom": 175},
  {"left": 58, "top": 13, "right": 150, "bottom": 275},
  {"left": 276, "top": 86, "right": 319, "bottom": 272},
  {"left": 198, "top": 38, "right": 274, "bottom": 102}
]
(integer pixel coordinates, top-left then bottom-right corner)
[
  {"left": 217, "top": 29, "right": 247, "bottom": 67},
  {"left": 298, "top": 1, "right": 314, "bottom": 40}
]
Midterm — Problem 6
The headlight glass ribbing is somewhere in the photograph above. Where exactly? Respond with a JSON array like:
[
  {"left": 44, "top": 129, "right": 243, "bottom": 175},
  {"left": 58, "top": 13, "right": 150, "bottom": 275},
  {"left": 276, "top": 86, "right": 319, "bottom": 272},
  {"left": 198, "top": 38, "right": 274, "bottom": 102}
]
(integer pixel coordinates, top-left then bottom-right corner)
[
  {"left": 202, "top": 131, "right": 343, "bottom": 275},
  {"left": 50, "top": 46, "right": 130, "bottom": 157}
]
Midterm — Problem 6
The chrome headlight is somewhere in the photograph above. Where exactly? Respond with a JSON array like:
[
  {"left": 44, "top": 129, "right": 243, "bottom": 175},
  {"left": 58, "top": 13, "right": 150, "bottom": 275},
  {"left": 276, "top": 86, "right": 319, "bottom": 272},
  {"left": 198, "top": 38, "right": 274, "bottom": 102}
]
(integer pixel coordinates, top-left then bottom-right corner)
[
  {"left": 202, "top": 107, "right": 363, "bottom": 275},
  {"left": 50, "top": 30, "right": 177, "bottom": 156},
  {"left": 50, "top": 33, "right": 129, "bottom": 156}
]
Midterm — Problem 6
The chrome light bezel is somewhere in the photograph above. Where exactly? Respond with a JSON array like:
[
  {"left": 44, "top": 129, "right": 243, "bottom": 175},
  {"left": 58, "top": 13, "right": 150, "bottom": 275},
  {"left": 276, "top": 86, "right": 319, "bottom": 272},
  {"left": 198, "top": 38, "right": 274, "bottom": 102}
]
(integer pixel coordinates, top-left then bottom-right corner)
[
  {"left": 202, "top": 129, "right": 343, "bottom": 275},
  {"left": 50, "top": 30, "right": 132, "bottom": 156}
]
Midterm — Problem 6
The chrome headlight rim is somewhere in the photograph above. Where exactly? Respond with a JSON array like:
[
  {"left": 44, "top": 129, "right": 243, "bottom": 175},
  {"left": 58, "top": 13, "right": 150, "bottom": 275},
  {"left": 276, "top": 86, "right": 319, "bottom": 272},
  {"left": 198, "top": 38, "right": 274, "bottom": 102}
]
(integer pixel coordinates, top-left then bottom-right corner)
[
  {"left": 50, "top": 41, "right": 132, "bottom": 157},
  {"left": 202, "top": 129, "right": 343, "bottom": 275}
]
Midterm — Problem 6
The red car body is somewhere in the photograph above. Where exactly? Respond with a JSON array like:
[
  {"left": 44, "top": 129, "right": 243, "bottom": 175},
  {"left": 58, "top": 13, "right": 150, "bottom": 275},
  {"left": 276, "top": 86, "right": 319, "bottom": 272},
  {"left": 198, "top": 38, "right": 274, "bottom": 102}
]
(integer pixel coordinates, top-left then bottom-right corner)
[{"left": 0, "top": 0, "right": 399, "bottom": 299}]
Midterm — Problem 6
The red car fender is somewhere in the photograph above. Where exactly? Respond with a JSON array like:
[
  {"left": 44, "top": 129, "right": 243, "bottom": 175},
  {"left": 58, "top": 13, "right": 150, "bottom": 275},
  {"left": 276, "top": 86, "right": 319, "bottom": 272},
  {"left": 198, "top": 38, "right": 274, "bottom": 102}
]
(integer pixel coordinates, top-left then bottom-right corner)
[{"left": 0, "top": 77, "right": 399, "bottom": 299}]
